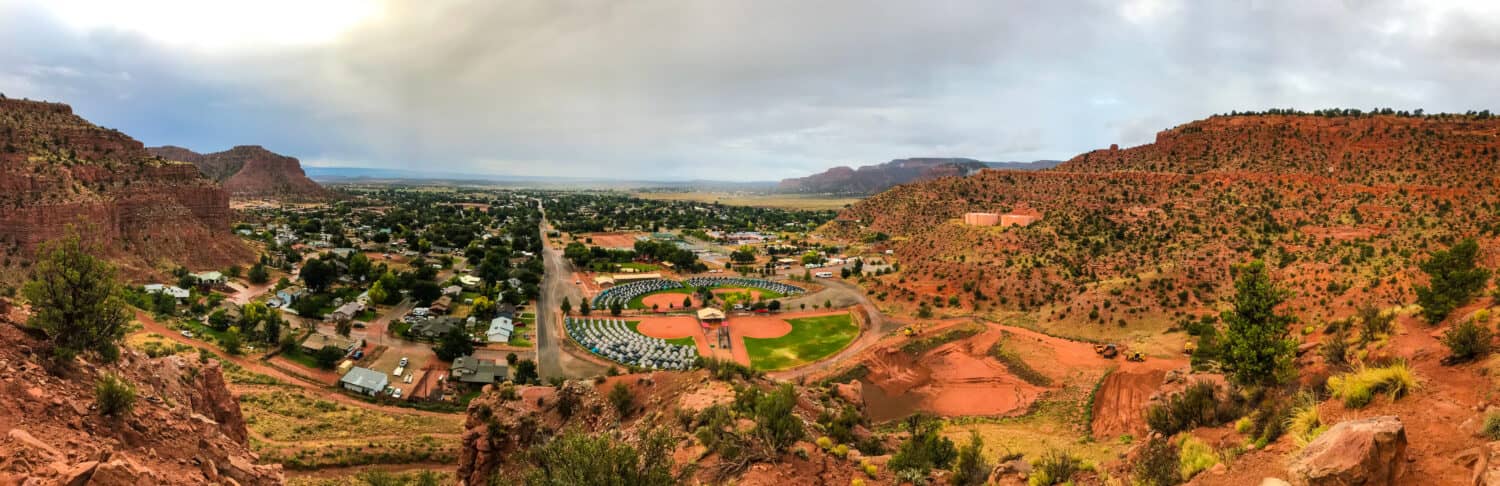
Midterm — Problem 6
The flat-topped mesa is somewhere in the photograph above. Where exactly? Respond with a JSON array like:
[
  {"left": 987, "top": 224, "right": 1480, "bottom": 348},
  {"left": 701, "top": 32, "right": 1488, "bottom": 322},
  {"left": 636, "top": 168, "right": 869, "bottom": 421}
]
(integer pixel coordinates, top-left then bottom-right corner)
[
  {"left": 148, "top": 144, "right": 330, "bottom": 200},
  {"left": 1057, "top": 113, "right": 1500, "bottom": 186},
  {"left": 0, "top": 98, "right": 250, "bottom": 278}
]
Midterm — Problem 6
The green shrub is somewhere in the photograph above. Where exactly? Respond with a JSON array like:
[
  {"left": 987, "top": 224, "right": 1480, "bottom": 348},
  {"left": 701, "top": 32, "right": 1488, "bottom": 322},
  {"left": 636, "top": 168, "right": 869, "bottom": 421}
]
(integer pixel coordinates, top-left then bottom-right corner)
[
  {"left": 1483, "top": 412, "right": 1500, "bottom": 440},
  {"left": 1328, "top": 362, "right": 1418, "bottom": 408},
  {"left": 889, "top": 415, "right": 957, "bottom": 475},
  {"left": 1028, "top": 450, "right": 1087, "bottom": 486},
  {"left": 1442, "top": 319, "right": 1492, "bottom": 363},
  {"left": 608, "top": 382, "right": 633, "bottom": 416},
  {"left": 1132, "top": 437, "right": 1181, "bottom": 486},
  {"left": 95, "top": 373, "right": 137, "bottom": 416},
  {"left": 1177, "top": 436, "right": 1218, "bottom": 479},
  {"left": 1415, "top": 239, "right": 1491, "bottom": 325},
  {"left": 949, "top": 431, "right": 990, "bottom": 486},
  {"left": 1146, "top": 381, "right": 1240, "bottom": 435}
]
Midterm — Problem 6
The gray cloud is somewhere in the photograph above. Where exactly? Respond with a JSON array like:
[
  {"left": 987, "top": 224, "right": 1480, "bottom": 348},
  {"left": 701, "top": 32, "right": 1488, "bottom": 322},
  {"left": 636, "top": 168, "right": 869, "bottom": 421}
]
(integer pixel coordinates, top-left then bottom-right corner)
[{"left": 2, "top": 0, "right": 1498, "bottom": 180}]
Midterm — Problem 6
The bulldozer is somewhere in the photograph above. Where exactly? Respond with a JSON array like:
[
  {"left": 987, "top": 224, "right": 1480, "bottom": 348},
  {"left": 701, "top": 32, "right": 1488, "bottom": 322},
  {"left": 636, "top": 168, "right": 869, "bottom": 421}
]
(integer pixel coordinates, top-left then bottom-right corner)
[
  {"left": 1125, "top": 351, "right": 1145, "bottom": 362},
  {"left": 901, "top": 326, "right": 918, "bottom": 337},
  {"left": 1093, "top": 343, "right": 1119, "bottom": 359}
]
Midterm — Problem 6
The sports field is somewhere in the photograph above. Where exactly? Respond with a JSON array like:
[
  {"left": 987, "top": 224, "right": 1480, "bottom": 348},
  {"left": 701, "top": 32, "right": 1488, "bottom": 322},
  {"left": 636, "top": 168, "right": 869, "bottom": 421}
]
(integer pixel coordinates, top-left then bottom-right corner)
[
  {"left": 627, "top": 285, "right": 786, "bottom": 310},
  {"left": 742, "top": 313, "right": 859, "bottom": 371}
]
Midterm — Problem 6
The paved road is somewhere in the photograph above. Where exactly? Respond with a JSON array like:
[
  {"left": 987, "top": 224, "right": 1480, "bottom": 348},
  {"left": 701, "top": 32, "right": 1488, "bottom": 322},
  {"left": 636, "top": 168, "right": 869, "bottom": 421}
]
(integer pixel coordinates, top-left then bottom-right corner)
[{"left": 534, "top": 206, "right": 608, "bottom": 380}]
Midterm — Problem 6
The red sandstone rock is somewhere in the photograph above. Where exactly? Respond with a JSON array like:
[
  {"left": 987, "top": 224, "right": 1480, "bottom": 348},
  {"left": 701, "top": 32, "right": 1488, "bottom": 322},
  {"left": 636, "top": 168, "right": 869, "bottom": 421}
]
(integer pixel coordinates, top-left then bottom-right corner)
[
  {"left": 0, "top": 98, "right": 252, "bottom": 278},
  {"left": 149, "top": 144, "right": 329, "bottom": 200}
]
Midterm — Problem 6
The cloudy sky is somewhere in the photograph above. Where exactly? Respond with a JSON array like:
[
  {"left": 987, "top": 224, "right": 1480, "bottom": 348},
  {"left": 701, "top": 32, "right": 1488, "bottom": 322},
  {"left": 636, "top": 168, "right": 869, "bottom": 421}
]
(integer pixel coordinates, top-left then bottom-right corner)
[{"left": 2, "top": 0, "right": 1498, "bottom": 180}]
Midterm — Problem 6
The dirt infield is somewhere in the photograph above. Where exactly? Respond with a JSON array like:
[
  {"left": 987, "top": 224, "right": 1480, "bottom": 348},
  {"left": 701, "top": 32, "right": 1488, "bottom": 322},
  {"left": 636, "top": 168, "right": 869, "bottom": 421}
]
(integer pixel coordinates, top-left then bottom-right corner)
[
  {"left": 586, "top": 232, "right": 643, "bottom": 249},
  {"left": 632, "top": 311, "right": 850, "bottom": 367},
  {"left": 641, "top": 292, "right": 696, "bottom": 311}
]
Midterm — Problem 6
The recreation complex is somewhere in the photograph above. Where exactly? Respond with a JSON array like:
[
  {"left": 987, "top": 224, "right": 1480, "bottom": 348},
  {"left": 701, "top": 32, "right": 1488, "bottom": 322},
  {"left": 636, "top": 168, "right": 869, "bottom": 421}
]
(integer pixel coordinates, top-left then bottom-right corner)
[{"left": 565, "top": 277, "right": 861, "bottom": 371}]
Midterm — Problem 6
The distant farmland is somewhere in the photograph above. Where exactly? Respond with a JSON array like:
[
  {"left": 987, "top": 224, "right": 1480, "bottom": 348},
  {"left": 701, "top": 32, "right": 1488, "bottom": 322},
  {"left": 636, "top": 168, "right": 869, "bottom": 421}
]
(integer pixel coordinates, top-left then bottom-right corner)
[{"left": 632, "top": 191, "right": 861, "bottom": 210}]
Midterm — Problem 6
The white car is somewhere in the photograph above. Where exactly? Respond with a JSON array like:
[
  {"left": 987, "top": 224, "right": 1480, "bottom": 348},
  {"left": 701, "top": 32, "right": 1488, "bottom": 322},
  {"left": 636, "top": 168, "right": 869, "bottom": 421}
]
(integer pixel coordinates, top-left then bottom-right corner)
[
  {"left": 180, "top": 330, "right": 194, "bottom": 338},
  {"left": 399, "top": 357, "right": 409, "bottom": 367},
  {"left": 392, "top": 388, "right": 403, "bottom": 399}
]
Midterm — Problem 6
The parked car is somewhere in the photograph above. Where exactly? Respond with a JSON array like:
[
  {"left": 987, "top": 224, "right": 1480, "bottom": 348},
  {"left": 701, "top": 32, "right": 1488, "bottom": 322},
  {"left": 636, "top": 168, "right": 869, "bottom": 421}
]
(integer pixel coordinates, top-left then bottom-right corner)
[
  {"left": 399, "top": 357, "right": 409, "bottom": 367},
  {"left": 353, "top": 322, "right": 367, "bottom": 329},
  {"left": 392, "top": 388, "right": 403, "bottom": 399},
  {"left": 351, "top": 350, "right": 364, "bottom": 360},
  {"left": 180, "top": 330, "right": 194, "bottom": 338}
]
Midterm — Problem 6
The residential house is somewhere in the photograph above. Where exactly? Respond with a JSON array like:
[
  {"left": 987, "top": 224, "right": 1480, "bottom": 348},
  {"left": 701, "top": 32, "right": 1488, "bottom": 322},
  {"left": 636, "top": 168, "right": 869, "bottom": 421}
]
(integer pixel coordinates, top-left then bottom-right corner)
[
  {"left": 430, "top": 296, "right": 453, "bottom": 315},
  {"left": 442, "top": 285, "right": 463, "bottom": 297},
  {"left": 277, "top": 287, "right": 308, "bottom": 305},
  {"left": 486, "top": 317, "right": 514, "bottom": 343},
  {"left": 408, "top": 317, "right": 462, "bottom": 339},
  {"left": 191, "top": 271, "right": 226, "bottom": 286},
  {"left": 339, "top": 367, "right": 389, "bottom": 396},
  {"left": 330, "top": 301, "right": 365, "bottom": 322},
  {"left": 144, "top": 284, "right": 191, "bottom": 300},
  {"left": 450, "top": 356, "right": 508, "bottom": 385},
  {"left": 300, "top": 333, "right": 362, "bottom": 355},
  {"left": 458, "top": 275, "right": 482, "bottom": 288}
]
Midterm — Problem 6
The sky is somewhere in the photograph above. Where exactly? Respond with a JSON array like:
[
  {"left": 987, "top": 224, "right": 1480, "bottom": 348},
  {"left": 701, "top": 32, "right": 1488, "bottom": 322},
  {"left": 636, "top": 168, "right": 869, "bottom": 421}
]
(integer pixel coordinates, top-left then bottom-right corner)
[{"left": 2, "top": 0, "right": 1499, "bottom": 181}]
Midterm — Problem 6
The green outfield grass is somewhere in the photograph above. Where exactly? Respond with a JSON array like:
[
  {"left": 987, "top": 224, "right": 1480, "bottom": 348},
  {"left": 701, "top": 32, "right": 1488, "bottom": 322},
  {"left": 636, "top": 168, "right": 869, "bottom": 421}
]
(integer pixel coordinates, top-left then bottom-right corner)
[{"left": 743, "top": 313, "right": 859, "bottom": 371}]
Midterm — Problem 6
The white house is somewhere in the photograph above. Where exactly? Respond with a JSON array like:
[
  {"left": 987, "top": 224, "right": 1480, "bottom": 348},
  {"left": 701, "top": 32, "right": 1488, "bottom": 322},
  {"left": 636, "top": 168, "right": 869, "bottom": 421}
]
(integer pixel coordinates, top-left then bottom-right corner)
[
  {"left": 486, "top": 316, "right": 515, "bottom": 343},
  {"left": 144, "top": 284, "right": 191, "bottom": 300},
  {"left": 339, "top": 367, "right": 388, "bottom": 396},
  {"left": 458, "top": 275, "right": 482, "bottom": 287}
]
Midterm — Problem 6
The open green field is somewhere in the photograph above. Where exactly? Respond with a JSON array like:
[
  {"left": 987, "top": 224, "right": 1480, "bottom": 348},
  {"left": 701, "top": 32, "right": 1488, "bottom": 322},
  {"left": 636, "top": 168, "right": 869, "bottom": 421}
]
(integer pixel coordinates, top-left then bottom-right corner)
[
  {"left": 632, "top": 191, "right": 862, "bottom": 211},
  {"left": 744, "top": 313, "right": 859, "bottom": 370}
]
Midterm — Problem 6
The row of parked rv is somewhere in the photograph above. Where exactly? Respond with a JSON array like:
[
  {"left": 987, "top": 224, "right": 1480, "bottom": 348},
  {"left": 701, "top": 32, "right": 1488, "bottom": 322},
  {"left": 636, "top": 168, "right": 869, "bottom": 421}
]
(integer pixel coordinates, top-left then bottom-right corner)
[{"left": 565, "top": 317, "right": 697, "bottom": 370}]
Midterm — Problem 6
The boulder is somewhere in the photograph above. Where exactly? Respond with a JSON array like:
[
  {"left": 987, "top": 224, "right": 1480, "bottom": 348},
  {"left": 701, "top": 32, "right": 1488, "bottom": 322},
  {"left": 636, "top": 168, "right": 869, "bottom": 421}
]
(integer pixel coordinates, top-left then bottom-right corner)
[
  {"left": 834, "top": 380, "right": 864, "bottom": 408},
  {"left": 1288, "top": 416, "right": 1406, "bottom": 485}
]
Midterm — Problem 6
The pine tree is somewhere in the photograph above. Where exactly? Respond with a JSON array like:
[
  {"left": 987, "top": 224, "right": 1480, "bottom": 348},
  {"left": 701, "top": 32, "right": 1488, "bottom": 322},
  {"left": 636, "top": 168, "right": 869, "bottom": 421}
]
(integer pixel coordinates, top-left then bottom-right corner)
[{"left": 1221, "top": 260, "right": 1296, "bottom": 387}]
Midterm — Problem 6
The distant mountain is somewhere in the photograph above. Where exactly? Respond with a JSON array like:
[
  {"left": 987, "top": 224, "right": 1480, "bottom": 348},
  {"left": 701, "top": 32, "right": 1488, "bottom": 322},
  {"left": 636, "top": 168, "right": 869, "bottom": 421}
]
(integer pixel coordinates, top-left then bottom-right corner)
[
  {"left": 149, "top": 145, "right": 329, "bottom": 200},
  {"left": 777, "top": 157, "right": 1060, "bottom": 195}
]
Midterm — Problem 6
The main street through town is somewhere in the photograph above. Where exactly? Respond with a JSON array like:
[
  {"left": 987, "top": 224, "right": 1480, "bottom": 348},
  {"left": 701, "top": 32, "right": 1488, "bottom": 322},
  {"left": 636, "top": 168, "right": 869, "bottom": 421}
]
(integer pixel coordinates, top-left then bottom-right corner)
[{"left": 534, "top": 205, "right": 609, "bottom": 380}]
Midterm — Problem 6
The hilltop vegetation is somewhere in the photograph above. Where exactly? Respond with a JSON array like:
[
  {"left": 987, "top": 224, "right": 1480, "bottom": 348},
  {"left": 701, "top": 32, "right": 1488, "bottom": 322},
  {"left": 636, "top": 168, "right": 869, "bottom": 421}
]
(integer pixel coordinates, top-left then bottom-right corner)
[{"left": 831, "top": 113, "right": 1500, "bottom": 338}]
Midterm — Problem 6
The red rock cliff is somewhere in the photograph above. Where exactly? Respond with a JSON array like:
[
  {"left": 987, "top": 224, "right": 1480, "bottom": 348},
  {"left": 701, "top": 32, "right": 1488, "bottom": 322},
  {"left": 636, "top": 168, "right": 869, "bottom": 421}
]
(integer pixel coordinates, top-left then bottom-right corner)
[
  {"left": 0, "top": 97, "right": 251, "bottom": 278},
  {"left": 149, "top": 144, "right": 330, "bottom": 200}
]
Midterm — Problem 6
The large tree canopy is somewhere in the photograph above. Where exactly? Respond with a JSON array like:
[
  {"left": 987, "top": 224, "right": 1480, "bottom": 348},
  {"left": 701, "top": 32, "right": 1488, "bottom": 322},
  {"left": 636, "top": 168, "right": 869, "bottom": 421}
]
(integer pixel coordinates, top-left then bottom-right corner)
[{"left": 23, "top": 234, "right": 130, "bottom": 363}]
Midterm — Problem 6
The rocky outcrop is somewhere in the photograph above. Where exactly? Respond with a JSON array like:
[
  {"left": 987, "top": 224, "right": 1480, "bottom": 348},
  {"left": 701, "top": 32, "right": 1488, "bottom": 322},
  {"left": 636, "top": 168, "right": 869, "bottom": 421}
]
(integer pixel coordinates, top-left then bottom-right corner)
[
  {"left": 1288, "top": 415, "right": 1407, "bottom": 486},
  {"left": 777, "top": 157, "right": 1057, "bottom": 195},
  {"left": 149, "top": 145, "right": 329, "bottom": 200},
  {"left": 0, "top": 98, "right": 251, "bottom": 279},
  {"left": 0, "top": 318, "right": 282, "bottom": 485}
]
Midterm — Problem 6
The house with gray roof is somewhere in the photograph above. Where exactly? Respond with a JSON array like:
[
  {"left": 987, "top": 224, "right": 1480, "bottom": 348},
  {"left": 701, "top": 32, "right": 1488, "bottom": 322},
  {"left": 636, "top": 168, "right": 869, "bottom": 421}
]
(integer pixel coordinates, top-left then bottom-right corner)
[{"left": 340, "top": 367, "right": 388, "bottom": 396}]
